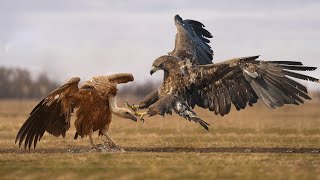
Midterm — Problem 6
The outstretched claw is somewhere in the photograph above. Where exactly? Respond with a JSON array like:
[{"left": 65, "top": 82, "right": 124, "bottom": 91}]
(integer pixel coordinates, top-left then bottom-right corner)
[
  {"left": 135, "top": 111, "right": 147, "bottom": 122},
  {"left": 125, "top": 102, "right": 147, "bottom": 122},
  {"left": 126, "top": 102, "right": 140, "bottom": 112}
]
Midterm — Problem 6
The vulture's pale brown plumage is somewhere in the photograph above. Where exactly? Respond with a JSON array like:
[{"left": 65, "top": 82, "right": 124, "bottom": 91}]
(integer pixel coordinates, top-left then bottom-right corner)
[
  {"left": 16, "top": 73, "right": 137, "bottom": 150},
  {"left": 129, "top": 15, "right": 319, "bottom": 130}
]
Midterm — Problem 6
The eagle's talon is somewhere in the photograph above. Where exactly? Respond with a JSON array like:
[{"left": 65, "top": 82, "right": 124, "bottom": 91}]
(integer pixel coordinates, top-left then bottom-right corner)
[
  {"left": 134, "top": 111, "right": 147, "bottom": 122},
  {"left": 126, "top": 102, "right": 139, "bottom": 112}
]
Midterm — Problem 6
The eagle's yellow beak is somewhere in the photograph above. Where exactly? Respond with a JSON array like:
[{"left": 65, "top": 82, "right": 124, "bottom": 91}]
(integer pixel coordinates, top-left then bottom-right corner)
[{"left": 150, "top": 66, "right": 159, "bottom": 75}]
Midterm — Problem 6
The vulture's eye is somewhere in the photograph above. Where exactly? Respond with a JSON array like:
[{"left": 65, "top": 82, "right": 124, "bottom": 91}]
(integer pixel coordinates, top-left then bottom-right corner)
[{"left": 125, "top": 112, "right": 129, "bottom": 114}]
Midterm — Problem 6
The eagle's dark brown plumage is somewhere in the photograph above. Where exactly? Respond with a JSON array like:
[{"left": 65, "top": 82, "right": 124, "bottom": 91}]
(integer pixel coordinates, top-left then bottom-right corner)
[
  {"left": 16, "top": 73, "right": 137, "bottom": 151},
  {"left": 128, "top": 15, "right": 319, "bottom": 130}
]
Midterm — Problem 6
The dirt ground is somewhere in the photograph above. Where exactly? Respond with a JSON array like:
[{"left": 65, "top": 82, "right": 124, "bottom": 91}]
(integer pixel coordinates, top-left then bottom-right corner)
[{"left": 0, "top": 99, "right": 319, "bottom": 179}]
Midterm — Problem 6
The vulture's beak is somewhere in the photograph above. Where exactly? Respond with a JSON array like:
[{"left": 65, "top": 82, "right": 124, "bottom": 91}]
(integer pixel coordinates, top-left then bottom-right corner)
[
  {"left": 129, "top": 114, "right": 137, "bottom": 122},
  {"left": 150, "top": 66, "right": 159, "bottom": 75}
]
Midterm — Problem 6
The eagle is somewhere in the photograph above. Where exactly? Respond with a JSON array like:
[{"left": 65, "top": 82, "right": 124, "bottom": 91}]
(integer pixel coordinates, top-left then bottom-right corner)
[
  {"left": 16, "top": 73, "right": 137, "bottom": 151},
  {"left": 127, "top": 15, "right": 319, "bottom": 130}
]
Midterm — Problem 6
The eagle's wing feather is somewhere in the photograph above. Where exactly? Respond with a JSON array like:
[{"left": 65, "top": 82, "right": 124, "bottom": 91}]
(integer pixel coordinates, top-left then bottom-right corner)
[
  {"left": 15, "top": 77, "right": 81, "bottom": 149},
  {"left": 190, "top": 56, "right": 319, "bottom": 116},
  {"left": 171, "top": 15, "right": 213, "bottom": 65}
]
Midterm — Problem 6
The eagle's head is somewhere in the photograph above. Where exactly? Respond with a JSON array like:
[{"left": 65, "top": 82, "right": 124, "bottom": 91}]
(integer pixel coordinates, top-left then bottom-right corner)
[
  {"left": 150, "top": 55, "right": 179, "bottom": 75},
  {"left": 174, "top": 14, "right": 184, "bottom": 27}
]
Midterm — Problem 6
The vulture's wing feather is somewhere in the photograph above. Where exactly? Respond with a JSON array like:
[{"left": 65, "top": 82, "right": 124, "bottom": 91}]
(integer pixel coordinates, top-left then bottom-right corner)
[
  {"left": 147, "top": 94, "right": 210, "bottom": 130},
  {"left": 107, "top": 73, "right": 134, "bottom": 84},
  {"left": 16, "top": 77, "right": 81, "bottom": 149},
  {"left": 189, "top": 56, "right": 319, "bottom": 116},
  {"left": 171, "top": 15, "right": 213, "bottom": 65}
]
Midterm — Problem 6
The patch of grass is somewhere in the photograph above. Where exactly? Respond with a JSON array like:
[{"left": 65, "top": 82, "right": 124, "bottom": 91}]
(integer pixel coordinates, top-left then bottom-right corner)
[
  {"left": 0, "top": 100, "right": 319, "bottom": 179},
  {"left": 0, "top": 153, "right": 319, "bottom": 179}
]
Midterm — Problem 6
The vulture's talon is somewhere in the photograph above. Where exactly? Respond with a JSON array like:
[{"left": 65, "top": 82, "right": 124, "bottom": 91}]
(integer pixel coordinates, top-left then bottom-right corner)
[
  {"left": 91, "top": 146, "right": 102, "bottom": 152},
  {"left": 103, "top": 140, "right": 117, "bottom": 149}
]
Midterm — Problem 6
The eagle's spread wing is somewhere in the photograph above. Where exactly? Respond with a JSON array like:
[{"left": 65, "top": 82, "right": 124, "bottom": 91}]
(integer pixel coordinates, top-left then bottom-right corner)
[
  {"left": 170, "top": 15, "right": 213, "bottom": 65},
  {"left": 15, "top": 77, "right": 81, "bottom": 149},
  {"left": 188, "top": 56, "right": 319, "bottom": 116}
]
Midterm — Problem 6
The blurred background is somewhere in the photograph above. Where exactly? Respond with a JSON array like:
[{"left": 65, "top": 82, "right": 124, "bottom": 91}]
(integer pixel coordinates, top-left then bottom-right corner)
[
  {"left": 0, "top": 2, "right": 320, "bottom": 178},
  {"left": 0, "top": 0, "right": 320, "bottom": 98}
]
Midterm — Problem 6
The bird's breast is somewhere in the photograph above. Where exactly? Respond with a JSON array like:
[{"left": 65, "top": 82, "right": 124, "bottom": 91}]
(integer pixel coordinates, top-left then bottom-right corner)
[{"left": 159, "top": 75, "right": 186, "bottom": 97}]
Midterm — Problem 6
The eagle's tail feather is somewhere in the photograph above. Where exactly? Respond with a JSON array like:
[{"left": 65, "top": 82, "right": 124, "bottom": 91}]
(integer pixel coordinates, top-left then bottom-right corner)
[{"left": 174, "top": 100, "right": 210, "bottom": 131}]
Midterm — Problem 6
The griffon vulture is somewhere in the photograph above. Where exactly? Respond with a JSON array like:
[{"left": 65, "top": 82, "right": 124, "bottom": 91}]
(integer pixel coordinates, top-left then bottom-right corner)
[
  {"left": 127, "top": 15, "right": 319, "bottom": 130},
  {"left": 16, "top": 74, "right": 137, "bottom": 151}
]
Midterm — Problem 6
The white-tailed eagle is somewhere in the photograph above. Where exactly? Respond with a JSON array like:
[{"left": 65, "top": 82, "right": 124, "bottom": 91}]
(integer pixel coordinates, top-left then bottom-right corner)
[{"left": 127, "top": 15, "right": 319, "bottom": 130}]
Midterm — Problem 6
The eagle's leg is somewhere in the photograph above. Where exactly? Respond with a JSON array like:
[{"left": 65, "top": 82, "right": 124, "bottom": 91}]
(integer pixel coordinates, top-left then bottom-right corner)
[
  {"left": 89, "top": 131, "right": 101, "bottom": 152},
  {"left": 126, "top": 89, "right": 160, "bottom": 111}
]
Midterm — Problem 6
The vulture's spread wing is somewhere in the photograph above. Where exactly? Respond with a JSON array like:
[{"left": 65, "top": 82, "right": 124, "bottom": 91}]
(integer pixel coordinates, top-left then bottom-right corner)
[
  {"left": 107, "top": 73, "right": 134, "bottom": 84},
  {"left": 16, "top": 77, "right": 81, "bottom": 149},
  {"left": 188, "top": 56, "right": 319, "bottom": 116},
  {"left": 170, "top": 15, "right": 213, "bottom": 65}
]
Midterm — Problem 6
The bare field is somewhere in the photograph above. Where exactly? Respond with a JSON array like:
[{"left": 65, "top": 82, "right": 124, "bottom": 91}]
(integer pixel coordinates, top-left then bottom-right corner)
[{"left": 0, "top": 99, "right": 320, "bottom": 179}]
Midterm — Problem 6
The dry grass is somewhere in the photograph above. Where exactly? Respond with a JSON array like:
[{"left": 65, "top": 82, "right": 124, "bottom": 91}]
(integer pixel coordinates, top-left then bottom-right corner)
[{"left": 0, "top": 99, "right": 320, "bottom": 179}]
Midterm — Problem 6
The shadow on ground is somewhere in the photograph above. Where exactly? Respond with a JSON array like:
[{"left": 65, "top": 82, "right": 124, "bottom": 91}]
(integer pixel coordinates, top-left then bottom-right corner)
[{"left": 1, "top": 147, "right": 319, "bottom": 154}]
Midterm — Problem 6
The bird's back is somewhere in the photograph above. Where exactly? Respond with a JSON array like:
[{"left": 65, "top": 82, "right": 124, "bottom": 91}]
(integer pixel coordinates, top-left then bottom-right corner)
[{"left": 74, "top": 77, "right": 118, "bottom": 138}]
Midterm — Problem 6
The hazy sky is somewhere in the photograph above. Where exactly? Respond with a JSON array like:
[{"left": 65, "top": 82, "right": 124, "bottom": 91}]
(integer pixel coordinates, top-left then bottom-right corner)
[{"left": 0, "top": 0, "right": 319, "bottom": 89}]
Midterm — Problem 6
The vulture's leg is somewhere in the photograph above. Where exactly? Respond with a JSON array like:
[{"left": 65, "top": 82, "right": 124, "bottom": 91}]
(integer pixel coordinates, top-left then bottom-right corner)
[
  {"left": 101, "top": 130, "right": 118, "bottom": 148},
  {"left": 89, "top": 130, "right": 101, "bottom": 152}
]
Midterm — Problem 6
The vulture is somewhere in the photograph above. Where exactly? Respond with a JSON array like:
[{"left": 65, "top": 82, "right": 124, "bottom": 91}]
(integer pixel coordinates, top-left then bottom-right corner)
[
  {"left": 16, "top": 73, "right": 137, "bottom": 151},
  {"left": 127, "top": 15, "right": 319, "bottom": 130}
]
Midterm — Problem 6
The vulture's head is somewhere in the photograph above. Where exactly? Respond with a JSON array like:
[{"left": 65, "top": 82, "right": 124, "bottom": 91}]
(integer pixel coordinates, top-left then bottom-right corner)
[
  {"left": 119, "top": 108, "right": 137, "bottom": 122},
  {"left": 150, "top": 55, "right": 179, "bottom": 75}
]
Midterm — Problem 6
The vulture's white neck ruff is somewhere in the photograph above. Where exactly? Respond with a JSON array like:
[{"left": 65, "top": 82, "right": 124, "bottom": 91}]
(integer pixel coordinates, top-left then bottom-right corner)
[{"left": 109, "top": 96, "right": 126, "bottom": 117}]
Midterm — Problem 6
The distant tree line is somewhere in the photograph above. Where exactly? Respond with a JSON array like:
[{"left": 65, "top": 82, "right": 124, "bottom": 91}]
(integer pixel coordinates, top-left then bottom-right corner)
[
  {"left": 0, "top": 66, "right": 59, "bottom": 99},
  {"left": 0, "top": 66, "right": 160, "bottom": 99},
  {"left": 118, "top": 80, "right": 160, "bottom": 99},
  {"left": 1, "top": 66, "right": 319, "bottom": 102}
]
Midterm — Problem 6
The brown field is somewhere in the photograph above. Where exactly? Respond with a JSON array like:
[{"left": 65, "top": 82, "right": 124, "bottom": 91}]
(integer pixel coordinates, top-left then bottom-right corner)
[{"left": 0, "top": 99, "right": 319, "bottom": 179}]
